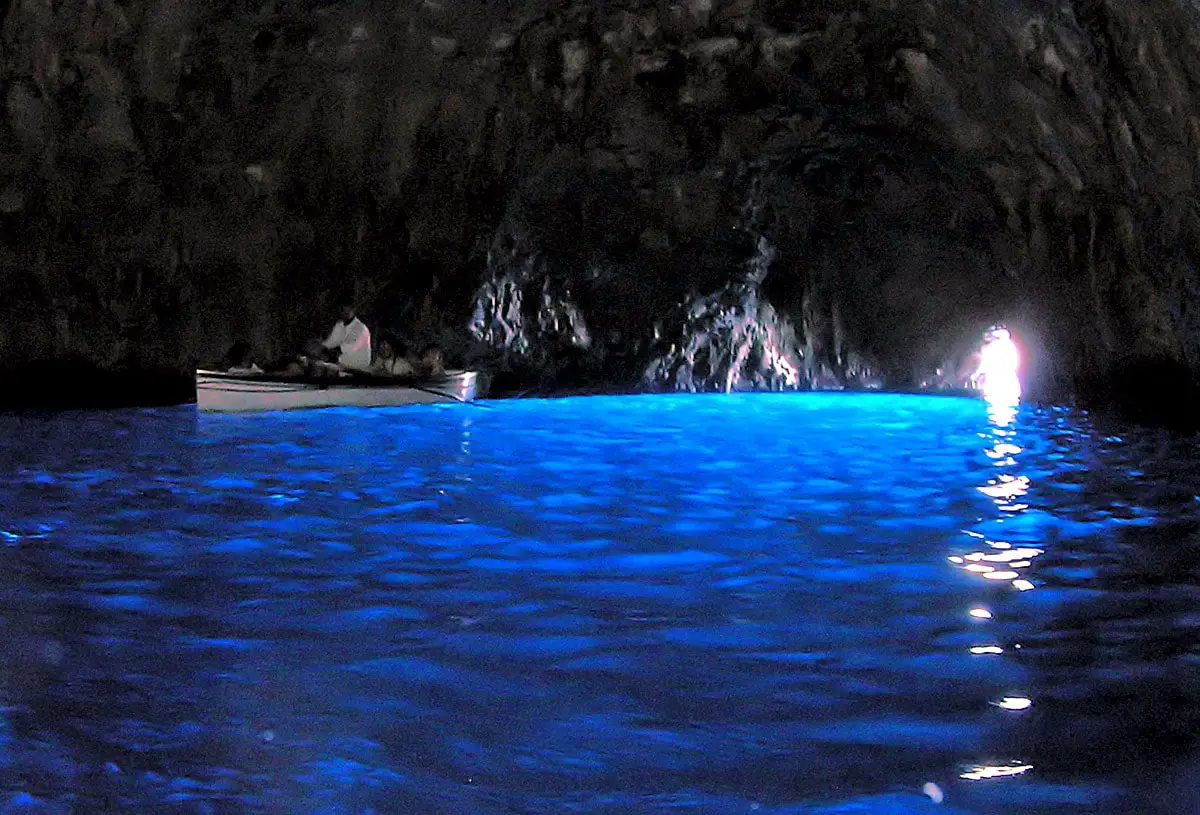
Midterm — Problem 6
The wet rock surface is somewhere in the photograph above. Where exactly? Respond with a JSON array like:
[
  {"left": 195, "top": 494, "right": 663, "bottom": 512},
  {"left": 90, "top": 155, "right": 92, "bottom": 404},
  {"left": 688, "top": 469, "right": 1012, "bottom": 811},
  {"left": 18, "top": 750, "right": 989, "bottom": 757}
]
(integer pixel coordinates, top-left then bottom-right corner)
[{"left": 2, "top": 1, "right": 1200, "bottom": 415}]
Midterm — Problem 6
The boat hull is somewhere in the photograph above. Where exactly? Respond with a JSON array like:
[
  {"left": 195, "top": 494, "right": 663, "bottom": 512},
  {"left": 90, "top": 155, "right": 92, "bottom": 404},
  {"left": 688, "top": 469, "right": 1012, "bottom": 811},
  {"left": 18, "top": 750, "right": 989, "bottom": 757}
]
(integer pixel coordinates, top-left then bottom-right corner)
[{"left": 196, "top": 369, "right": 478, "bottom": 413}]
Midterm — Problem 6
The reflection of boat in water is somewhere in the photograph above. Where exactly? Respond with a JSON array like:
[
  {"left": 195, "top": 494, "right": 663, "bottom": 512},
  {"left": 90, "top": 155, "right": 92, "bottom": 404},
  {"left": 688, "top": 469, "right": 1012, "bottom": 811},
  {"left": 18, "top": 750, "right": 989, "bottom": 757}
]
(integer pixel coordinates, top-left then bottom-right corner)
[{"left": 195, "top": 369, "right": 479, "bottom": 413}]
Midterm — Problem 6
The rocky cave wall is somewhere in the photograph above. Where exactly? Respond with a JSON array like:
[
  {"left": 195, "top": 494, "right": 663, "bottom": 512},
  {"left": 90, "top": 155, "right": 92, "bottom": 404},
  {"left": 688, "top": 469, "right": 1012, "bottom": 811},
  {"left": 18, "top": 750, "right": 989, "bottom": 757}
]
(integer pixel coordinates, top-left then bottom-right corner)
[{"left": 3, "top": 0, "right": 1200, "bottom": 410}]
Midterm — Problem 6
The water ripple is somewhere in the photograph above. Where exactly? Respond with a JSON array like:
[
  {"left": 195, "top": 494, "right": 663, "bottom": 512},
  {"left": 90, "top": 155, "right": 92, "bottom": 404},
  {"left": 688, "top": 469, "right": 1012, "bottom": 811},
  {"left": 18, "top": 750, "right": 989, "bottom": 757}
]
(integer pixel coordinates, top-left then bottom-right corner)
[{"left": 0, "top": 395, "right": 1196, "bottom": 812}]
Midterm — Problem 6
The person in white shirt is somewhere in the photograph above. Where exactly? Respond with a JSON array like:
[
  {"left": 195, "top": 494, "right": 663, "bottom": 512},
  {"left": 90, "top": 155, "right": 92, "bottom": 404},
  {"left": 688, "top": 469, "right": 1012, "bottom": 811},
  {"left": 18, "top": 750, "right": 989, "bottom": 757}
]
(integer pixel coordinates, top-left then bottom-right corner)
[{"left": 321, "top": 302, "right": 372, "bottom": 372}]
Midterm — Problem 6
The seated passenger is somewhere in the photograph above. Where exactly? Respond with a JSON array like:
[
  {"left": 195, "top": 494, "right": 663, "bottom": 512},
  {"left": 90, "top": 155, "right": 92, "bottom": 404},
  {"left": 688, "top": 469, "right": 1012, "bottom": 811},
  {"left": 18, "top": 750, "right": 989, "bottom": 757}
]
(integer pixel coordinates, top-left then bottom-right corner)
[
  {"left": 418, "top": 343, "right": 446, "bottom": 379},
  {"left": 371, "top": 335, "right": 416, "bottom": 378},
  {"left": 276, "top": 359, "right": 308, "bottom": 378},
  {"left": 221, "top": 341, "right": 263, "bottom": 375},
  {"left": 321, "top": 301, "right": 372, "bottom": 372},
  {"left": 288, "top": 339, "right": 343, "bottom": 378}
]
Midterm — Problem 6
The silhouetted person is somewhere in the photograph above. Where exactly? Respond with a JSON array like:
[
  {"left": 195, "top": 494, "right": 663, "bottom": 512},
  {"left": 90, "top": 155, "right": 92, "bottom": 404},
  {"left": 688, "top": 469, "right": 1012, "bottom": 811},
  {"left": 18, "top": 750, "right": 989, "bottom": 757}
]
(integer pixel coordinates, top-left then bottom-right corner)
[
  {"left": 221, "top": 341, "right": 262, "bottom": 375},
  {"left": 371, "top": 334, "right": 416, "bottom": 378},
  {"left": 418, "top": 344, "right": 446, "bottom": 379}
]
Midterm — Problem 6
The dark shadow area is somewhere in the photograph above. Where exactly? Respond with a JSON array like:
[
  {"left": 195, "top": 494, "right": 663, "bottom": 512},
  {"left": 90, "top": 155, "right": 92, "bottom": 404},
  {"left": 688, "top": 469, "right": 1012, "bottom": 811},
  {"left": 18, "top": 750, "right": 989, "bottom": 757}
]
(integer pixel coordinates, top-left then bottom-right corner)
[
  {"left": 0, "top": 360, "right": 195, "bottom": 412},
  {"left": 998, "top": 511, "right": 1200, "bottom": 814},
  {"left": 1075, "top": 357, "right": 1200, "bottom": 433}
]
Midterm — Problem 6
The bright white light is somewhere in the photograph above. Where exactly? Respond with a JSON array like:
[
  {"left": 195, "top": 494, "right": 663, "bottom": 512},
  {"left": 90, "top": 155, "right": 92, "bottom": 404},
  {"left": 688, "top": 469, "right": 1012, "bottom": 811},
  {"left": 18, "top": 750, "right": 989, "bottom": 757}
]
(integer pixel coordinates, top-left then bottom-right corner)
[
  {"left": 983, "top": 570, "right": 1021, "bottom": 581},
  {"left": 1012, "top": 579, "right": 1035, "bottom": 591},
  {"left": 988, "top": 401, "right": 1018, "bottom": 427},
  {"left": 978, "top": 475, "right": 1030, "bottom": 500},
  {"left": 980, "top": 328, "right": 1018, "bottom": 372},
  {"left": 976, "top": 327, "right": 1022, "bottom": 406},
  {"left": 969, "top": 607, "right": 993, "bottom": 619},
  {"left": 991, "top": 696, "right": 1032, "bottom": 710},
  {"left": 960, "top": 763, "right": 1033, "bottom": 781},
  {"left": 970, "top": 645, "right": 1004, "bottom": 655}
]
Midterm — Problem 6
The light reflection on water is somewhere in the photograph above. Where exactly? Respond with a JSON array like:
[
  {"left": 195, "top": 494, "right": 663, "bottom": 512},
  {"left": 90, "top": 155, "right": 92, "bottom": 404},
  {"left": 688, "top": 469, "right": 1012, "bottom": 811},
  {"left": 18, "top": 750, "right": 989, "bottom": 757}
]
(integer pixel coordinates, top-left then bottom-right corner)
[{"left": 0, "top": 393, "right": 1197, "bottom": 813}]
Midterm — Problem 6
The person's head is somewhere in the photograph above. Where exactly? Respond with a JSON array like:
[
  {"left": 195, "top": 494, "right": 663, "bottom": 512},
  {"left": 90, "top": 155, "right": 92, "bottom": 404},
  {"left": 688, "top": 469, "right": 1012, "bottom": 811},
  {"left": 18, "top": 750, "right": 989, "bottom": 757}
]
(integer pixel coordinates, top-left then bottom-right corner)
[
  {"left": 420, "top": 344, "right": 445, "bottom": 373},
  {"left": 338, "top": 300, "right": 357, "bottom": 324},
  {"left": 224, "top": 340, "right": 252, "bottom": 368},
  {"left": 377, "top": 332, "right": 405, "bottom": 360}
]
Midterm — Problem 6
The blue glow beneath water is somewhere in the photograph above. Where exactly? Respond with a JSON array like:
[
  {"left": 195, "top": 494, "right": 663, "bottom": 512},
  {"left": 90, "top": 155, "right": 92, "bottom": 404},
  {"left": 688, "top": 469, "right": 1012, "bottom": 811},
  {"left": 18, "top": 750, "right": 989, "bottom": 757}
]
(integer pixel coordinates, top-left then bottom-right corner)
[{"left": 1, "top": 393, "right": 1199, "bottom": 814}]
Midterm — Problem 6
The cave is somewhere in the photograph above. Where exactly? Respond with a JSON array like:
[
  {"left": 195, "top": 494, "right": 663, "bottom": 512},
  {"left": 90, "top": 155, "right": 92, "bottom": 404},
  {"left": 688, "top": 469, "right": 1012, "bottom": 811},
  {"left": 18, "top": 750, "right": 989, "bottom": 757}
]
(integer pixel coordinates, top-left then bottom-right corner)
[
  {"left": 8, "top": 4, "right": 1200, "bottom": 811},
  {"left": 1, "top": 0, "right": 1199, "bottom": 425}
]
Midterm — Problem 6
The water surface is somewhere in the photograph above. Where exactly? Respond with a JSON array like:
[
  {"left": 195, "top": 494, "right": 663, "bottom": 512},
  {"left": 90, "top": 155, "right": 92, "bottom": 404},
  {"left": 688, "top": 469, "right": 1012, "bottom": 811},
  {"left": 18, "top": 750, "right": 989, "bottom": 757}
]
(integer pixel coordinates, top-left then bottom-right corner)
[{"left": 1, "top": 393, "right": 1198, "bottom": 814}]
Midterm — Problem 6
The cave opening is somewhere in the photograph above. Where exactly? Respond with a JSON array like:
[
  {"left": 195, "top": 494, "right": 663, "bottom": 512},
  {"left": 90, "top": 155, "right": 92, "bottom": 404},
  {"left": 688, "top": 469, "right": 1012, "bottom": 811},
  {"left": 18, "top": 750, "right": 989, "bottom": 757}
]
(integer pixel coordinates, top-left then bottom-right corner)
[{"left": 972, "top": 325, "right": 1023, "bottom": 406}]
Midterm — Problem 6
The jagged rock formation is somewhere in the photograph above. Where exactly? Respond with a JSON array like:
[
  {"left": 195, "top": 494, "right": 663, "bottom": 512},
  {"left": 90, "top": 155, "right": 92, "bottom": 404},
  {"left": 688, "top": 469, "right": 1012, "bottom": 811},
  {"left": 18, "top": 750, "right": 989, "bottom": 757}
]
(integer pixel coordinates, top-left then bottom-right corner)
[
  {"left": 642, "top": 270, "right": 808, "bottom": 393},
  {"left": 467, "top": 230, "right": 591, "bottom": 376},
  {"left": 640, "top": 234, "right": 879, "bottom": 392},
  {"left": 3, "top": 0, "right": 1200, "bottom": 414},
  {"left": 641, "top": 283, "right": 809, "bottom": 394}
]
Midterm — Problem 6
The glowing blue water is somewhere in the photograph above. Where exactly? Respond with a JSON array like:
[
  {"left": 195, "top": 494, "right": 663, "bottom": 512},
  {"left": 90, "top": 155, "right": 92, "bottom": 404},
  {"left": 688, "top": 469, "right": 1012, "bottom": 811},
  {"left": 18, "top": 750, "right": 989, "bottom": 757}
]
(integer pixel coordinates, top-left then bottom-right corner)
[{"left": 1, "top": 393, "right": 1198, "bottom": 814}]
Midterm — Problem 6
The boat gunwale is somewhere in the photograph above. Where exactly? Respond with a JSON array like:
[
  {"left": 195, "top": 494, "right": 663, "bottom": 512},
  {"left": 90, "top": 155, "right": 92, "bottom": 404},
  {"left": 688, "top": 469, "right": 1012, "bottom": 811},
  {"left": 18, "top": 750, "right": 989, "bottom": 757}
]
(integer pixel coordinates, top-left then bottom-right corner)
[
  {"left": 196, "top": 369, "right": 475, "bottom": 392},
  {"left": 194, "top": 368, "right": 479, "bottom": 412}
]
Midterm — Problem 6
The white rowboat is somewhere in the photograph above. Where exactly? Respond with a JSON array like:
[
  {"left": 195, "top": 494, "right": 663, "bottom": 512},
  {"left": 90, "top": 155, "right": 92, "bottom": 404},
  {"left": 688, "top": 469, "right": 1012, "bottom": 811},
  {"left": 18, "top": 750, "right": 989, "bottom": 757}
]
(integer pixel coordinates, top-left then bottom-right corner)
[{"left": 196, "top": 369, "right": 479, "bottom": 413}]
